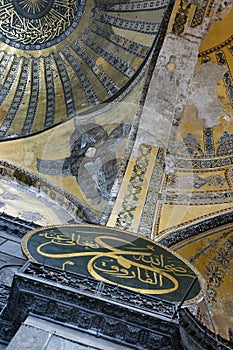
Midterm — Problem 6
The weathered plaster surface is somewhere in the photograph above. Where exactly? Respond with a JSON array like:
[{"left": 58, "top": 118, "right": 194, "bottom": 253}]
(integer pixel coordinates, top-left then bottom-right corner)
[
  {"left": 186, "top": 62, "right": 227, "bottom": 127},
  {"left": 134, "top": 33, "right": 205, "bottom": 153}
]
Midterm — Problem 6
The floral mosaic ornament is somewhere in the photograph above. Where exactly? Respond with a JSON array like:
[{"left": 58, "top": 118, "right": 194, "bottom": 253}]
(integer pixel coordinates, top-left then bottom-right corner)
[{"left": 171, "top": 224, "right": 233, "bottom": 339}]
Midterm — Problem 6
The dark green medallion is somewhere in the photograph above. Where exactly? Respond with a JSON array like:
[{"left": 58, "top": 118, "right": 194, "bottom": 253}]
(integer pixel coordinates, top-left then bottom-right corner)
[{"left": 22, "top": 224, "right": 203, "bottom": 303}]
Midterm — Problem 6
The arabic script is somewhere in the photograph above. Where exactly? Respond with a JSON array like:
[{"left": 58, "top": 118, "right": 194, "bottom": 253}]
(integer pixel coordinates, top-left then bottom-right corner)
[{"left": 32, "top": 229, "right": 196, "bottom": 295}]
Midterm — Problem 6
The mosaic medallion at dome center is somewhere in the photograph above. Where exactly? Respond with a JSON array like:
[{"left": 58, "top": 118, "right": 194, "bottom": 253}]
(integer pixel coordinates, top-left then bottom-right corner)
[
  {"left": 1, "top": 0, "right": 83, "bottom": 49},
  {"left": 13, "top": 0, "right": 54, "bottom": 19}
]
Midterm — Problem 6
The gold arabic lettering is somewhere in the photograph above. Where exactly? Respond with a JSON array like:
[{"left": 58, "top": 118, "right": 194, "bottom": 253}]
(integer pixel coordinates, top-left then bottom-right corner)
[
  {"left": 33, "top": 231, "right": 197, "bottom": 294},
  {"left": 0, "top": 0, "right": 78, "bottom": 46}
]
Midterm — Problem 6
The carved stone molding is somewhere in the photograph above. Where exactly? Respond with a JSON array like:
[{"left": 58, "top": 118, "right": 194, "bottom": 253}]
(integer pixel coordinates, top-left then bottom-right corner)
[{"left": 0, "top": 261, "right": 181, "bottom": 349}]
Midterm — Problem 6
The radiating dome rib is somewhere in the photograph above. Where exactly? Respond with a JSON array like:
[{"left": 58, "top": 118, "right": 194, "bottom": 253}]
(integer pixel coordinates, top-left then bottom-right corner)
[
  {"left": 0, "top": 0, "right": 173, "bottom": 139},
  {"left": 22, "top": 58, "right": 40, "bottom": 134}
]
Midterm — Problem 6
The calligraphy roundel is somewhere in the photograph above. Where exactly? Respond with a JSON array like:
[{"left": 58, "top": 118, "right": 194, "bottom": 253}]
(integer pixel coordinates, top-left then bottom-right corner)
[
  {"left": 1, "top": 0, "right": 84, "bottom": 50},
  {"left": 22, "top": 224, "right": 203, "bottom": 303}
]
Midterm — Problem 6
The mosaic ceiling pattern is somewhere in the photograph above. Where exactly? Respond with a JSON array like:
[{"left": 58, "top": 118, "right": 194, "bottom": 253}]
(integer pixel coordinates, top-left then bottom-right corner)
[
  {"left": 0, "top": 0, "right": 171, "bottom": 139},
  {"left": 174, "top": 223, "right": 233, "bottom": 341},
  {"left": 0, "top": 0, "right": 233, "bottom": 346}
]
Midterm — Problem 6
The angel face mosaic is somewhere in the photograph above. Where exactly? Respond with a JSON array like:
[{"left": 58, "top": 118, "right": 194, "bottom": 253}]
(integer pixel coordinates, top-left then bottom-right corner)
[
  {"left": 0, "top": 0, "right": 85, "bottom": 50},
  {"left": 22, "top": 224, "right": 202, "bottom": 303}
]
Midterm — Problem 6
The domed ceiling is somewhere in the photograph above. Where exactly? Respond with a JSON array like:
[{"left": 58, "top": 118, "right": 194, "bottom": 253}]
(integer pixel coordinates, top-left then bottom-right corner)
[{"left": 0, "top": 0, "right": 171, "bottom": 140}]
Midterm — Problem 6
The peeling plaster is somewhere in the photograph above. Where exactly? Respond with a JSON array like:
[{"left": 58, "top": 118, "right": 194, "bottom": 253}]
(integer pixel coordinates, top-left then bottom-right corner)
[
  {"left": 134, "top": 33, "right": 202, "bottom": 153},
  {"left": 186, "top": 62, "right": 227, "bottom": 127}
]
